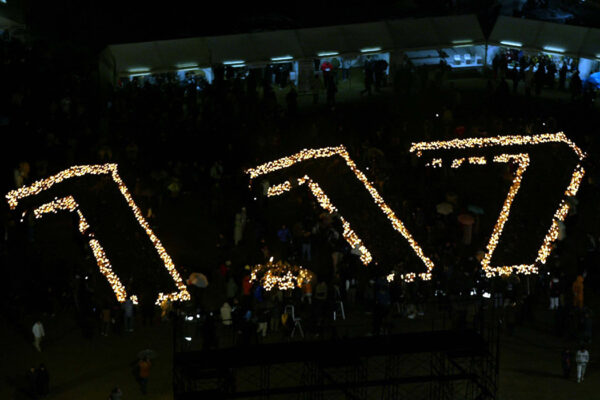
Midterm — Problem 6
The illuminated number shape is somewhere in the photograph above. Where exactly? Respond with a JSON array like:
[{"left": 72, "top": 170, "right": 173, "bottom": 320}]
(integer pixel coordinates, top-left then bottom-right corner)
[
  {"left": 246, "top": 146, "right": 434, "bottom": 282},
  {"left": 5, "top": 164, "right": 190, "bottom": 304},
  {"left": 410, "top": 132, "right": 586, "bottom": 277}
]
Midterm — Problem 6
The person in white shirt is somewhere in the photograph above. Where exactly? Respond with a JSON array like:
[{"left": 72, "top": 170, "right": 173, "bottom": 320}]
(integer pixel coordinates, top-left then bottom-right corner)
[
  {"left": 32, "top": 321, "right": 45, "bottom": 352},
  {"left": 576, "top": 346, "right": 590, "bottom": 383}
]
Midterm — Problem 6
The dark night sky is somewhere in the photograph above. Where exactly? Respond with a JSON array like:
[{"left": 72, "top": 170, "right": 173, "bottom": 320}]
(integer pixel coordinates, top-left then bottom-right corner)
[{"left": 22, "top": 0, "right": 476, "bottom": 49}]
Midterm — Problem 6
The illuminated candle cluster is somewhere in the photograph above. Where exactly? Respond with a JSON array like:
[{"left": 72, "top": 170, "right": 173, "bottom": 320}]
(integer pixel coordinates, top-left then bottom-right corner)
[
  {"left": 412, "top": 133, "right": 586, "bottom": 278},
  {"left": 479, "top": 153, "right": 531, "bottom": 277},
  {"left": 298, "top": 175, "right": 372, "bottom": 264},
  {"left": 33, "top": 195, "right": 131, "bottom": 303},
  {"left": 469, "top": 156, "right": 487, "bottom": 165},
  {"left": 535, "top": 200, "right": 570, "bottom": 265},
  {"left": 247, "top": 146, "right": 434, "bottom": 282},
  {"left": 425, "top": 158, "right": 443, "bottom": 168},
  {"left": 410, "top": 132, "right": 585, "bottom": 159},
  {"left": 267, "top": 181, "right": 292, "bottom": 197},
  {"left": 250, "top": 259, "right": 314, "bottom": 291},
  {"left": 565, "top": 164, "right": 585, "bottom": 196},
  {"left": 5, "top": 164, "right": 190, "bottom": 305}
]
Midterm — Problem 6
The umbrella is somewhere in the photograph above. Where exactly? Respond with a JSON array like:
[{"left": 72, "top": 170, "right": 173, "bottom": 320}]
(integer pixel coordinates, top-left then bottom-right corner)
[
  {"left": 320, "top": 61, "right": 334, "bottom": 72},
  {"left": 187, "top": 272, "right": 209, "bottom": 288},
  {"left": 468, "top": 205, "right": 484, "bottom": 215},
  {"left": 137, "top": 349, "right": 158, "bottom": 360},
  {"left": 458, "top": 214, "right": 475, "bottom": 225},
  {"left": 436, "top": 202, "right": 453, "bottom": 215}
]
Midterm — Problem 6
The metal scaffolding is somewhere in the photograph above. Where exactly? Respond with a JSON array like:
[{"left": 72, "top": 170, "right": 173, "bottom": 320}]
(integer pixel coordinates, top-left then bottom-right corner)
[{"left": 173, "top": 299, "right": 499, "bottom": 399}]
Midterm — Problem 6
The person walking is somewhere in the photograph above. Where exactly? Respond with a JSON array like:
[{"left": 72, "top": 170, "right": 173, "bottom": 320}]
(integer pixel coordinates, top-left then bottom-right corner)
[
  {"left": 101, "top": 305, "right": 111, "bottom": 336},
  {"left": 549, "top": 277, "right": 560, "bottom": 310},
  {"left": 109, "top": 387, "right": 123, "bottom": 400},
  {"left": 123, "top": 297, "right": 134, "bottom": 332},
  {"left": 137, "top": 356, "right": 152, "bottom": 394},
  {"left": 36, "top": 363, "right": 49, "bottom": 396},
  {"left": 326, "top": 76, "right": 337, "bottom": 110},
  {"left": 576, "top": 346, "right": 589, "bottom": 383},
  {"left": 32, "top": 320, "right": 45, "bottom": 352},
  {"left": 573, "top": 275, "right": 584, "bottom": 309},
  {"left": 561, "top": 348, "right": 572, "bottom": 379},
  {"left": 310, "top": 74, "right": 323, "bottom": 105}
]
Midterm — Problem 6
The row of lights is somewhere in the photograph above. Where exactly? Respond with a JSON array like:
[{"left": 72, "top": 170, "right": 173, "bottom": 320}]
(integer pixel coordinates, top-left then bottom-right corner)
[
  {"left": 33, "top": 196, "right": 132, "bottom": 304},
  {"left": 5, "top": 164, "right": 190, "bottom": 305},
  {"left": 297, "top": 175, "right": 372, "bottom": 264},
  {"left": 448, "top": 156, "right": 487, "bottom": 168},
  {"left": 410, "top": 132, "right": 586, "bottom": 159},
  {"left": 128, "top": 46, "right": 386, "bottom": 76},
  {"left": 480, "top": 153, "right": 531, "bottom": 277},
  {"left": 411, "top": 133, "right": 586, "bottom": 278}
]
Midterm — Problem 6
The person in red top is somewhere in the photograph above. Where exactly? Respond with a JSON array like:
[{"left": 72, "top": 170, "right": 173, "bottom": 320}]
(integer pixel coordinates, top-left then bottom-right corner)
[
  {"left": 242, "top": 274, "right": 252, "bottom": 295},
  {"left": 137, "top": 356, "right": 151, "bottom": 394},
  {"left": 242, "top": 273, "right": 252, "bottom": 308}
]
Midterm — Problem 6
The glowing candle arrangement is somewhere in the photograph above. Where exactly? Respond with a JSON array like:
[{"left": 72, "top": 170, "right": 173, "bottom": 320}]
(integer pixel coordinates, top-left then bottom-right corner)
[
  {"left": 267, "top": 181, "right": 292, "bottom": 197},
  {"left": 247, "top": 145, "right": 434, "bottom": 282},
  {"left": 250, "top": 258, "right": 314, "bottom": 291},
  {"left": 250, "top": 132, "right": 585, "bottom": 281},
  {"left": 411, "top": 132, "right": 586, "bottom": 278},
  {"left": 32, "top": 195, "right": 131, "bottom": 303},
  {"left": 297, "top": 175, "right": 372, "bottom": 264},
  {"left": 478, "top": 153, "right": 531, "bottom": 276},
  {"left": 5, "top": 164, "right": 190, "bottom": 305}
]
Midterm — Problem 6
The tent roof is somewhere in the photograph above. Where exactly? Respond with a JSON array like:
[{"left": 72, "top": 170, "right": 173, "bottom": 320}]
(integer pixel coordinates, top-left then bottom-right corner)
[
  {"left": 579, "top": 27, "right": 600, "bottom": 60},
  {"left": 107, "top": 14, "right": 485, "bottom": 76},
  {"left": 0, "top": 13, "right": 20, "bottom": 29},
  {"left": 489, "top": 16, "right": 597, "bottom": 58},
  {"left": 295, "top": 25, "right": 348, "bottom": 57}
]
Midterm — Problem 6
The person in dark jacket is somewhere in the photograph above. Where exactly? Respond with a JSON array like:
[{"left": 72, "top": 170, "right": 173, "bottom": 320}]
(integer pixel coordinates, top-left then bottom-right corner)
[
  {"left": 561, "top": 348, "right": 572, "bottom": 378},
  {"left": 36, "top": 363, "right": 50, "bottom": 397}
]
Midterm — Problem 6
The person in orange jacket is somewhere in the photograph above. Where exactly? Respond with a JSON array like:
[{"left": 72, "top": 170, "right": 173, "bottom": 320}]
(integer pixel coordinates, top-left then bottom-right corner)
[
  {"left": 573, "top": 275, "right": 584, "bottom": 309},
  {"left": 137, "top": 356, "right": 151, "bottom": 394},
  {"left": 301, "top": 280, "right": 313, "bottom": 304}
]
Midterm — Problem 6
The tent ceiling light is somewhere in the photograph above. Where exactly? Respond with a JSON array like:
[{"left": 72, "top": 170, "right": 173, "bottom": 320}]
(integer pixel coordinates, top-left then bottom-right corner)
[
  {"left": 317, "top": 51, "right": 339, "bottom": 57},
  {"left": 451, "top": 39, "right": 473, "bottom": 44},
  {"left": 453, "top": 44, "right": 473, "bottom": 48},
  {"left": 128, "top": 67, "right": 150, "bottom": 73},
  {"left": 176, "top": 63, "right": 198, "bottom": 69},
  {"left": 270, "top": 55, "right": 293, "bottom": 61},
  {"left": 129, "top": 73, "right": 151, "bottom": 77},
  {"left": 543, "top": 46, "right": 565, "bottom": 53},
  {"left": 500, "top": 40, "right": 522, "bottom": 47},
  {"left": 360, "top": 47, "right": 381, "bottom": 53},
  {"left": 232, "top": 64, "right": 246, "bottom": 68},
  {"left": 223, "top": 60, "right": 245, "bottom": 65}
]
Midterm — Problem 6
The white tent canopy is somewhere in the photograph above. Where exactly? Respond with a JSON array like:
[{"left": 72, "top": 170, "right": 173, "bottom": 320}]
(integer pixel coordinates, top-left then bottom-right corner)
[
  {"left": 0, "top": 12, "right": 21, "bottom": 30},
  {"left": 489, "top": 16, "right": 600, "bottom": 59},
  {"left": 104, "top": 14, "right": 485, "bottom": 78}
]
